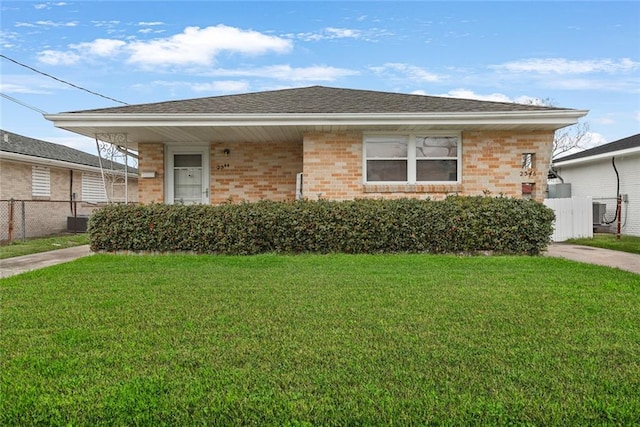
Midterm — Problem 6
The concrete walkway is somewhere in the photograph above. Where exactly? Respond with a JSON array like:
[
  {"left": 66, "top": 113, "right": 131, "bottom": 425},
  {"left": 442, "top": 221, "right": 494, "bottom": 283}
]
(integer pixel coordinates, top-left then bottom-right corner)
[
  {"left": 1, "top": 243, "right": 639, "bottom": 279},
  {"left": 0, "top": 245, "right": 93, "bottom": 279},
  {"left": 544, "top": 243, "right": 640, "bottom": 275}
]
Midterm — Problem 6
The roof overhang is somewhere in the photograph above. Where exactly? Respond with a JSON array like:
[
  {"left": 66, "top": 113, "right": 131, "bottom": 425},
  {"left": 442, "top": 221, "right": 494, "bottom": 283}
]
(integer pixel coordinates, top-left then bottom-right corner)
[
  {"left": 44, "top": 110, "right": 589, "bottom": 150},
  {"left": 0, "top": 151, "right": 138, "bottom": 178},
  {"left": 553, "top": 146, "right": 640, "bottom": 167}
]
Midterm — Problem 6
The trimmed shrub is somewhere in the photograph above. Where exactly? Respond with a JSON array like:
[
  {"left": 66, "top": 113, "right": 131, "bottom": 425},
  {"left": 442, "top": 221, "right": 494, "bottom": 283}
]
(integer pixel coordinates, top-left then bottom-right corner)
[{"left": 88, "top": 197, "right": 555, "bottom": 255}]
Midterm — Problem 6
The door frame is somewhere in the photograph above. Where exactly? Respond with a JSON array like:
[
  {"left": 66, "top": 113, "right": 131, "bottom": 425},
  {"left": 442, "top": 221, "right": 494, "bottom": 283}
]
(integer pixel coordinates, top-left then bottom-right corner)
[{"left": 165, "top": 145, "right": 210, "bottom": 204}]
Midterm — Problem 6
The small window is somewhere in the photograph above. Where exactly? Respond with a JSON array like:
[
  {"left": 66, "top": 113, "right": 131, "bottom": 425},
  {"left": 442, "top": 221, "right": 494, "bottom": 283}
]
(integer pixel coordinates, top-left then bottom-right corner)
[
  {"left": 522, "top": 153, "right": 535, "bottom": 169},
  {"left": 32, "top": 166, "right": 50, "bottom": 198}
]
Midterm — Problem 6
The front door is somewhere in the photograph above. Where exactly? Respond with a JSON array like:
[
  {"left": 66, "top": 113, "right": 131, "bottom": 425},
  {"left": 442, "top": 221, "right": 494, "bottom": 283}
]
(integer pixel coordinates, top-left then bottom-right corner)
[{"left": 167, "top": 146, "right": 209, "bottom": 204}]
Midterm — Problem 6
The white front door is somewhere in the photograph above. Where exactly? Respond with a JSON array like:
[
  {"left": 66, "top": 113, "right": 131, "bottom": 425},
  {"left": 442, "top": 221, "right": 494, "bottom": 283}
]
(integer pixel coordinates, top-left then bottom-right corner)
[{"left": 167, "top": 146, "right": 209, "bottom": 204}]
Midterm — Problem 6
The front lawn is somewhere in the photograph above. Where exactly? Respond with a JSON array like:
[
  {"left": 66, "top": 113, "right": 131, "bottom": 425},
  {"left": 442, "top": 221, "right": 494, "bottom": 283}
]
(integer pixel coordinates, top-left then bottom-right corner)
[
  {"left": 1, "top": 254, "right": 639, "bottom": 425},
  {"left": 567, "top": 233, "right": 640, "bottom": 255}
]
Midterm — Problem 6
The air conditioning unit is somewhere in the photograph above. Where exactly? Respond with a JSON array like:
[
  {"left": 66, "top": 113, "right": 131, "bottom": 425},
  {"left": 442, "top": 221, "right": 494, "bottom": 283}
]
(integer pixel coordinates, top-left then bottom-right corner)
[{"left": 592, "top": 202, "right": 606, "bottom": 225}]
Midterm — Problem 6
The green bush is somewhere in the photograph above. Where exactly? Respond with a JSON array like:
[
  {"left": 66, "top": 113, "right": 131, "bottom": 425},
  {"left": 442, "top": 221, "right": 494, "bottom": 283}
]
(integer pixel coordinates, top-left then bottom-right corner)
[{"left": 88, "top": 197, "right": 555, "bottom": 255}]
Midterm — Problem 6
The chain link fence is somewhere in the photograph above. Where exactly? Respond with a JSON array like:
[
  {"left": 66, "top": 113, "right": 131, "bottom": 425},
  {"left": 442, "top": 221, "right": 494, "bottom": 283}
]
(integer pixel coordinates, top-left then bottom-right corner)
[{"left": 0, "top": 199, "right": 106, "bottom": 243}]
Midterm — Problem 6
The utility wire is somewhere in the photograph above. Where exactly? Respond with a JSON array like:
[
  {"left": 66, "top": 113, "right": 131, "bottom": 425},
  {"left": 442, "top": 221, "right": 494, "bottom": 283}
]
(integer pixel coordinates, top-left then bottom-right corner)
[
  {"left": 1, "top": 54, "right": 129, "bottom": 106},
  {"left": 0, "top": 92, "right": 48, "bottom": 114}
]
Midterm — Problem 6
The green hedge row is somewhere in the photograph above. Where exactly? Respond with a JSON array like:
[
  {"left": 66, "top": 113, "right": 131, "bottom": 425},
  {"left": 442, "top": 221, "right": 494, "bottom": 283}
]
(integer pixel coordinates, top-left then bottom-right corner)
[{"left": 88, "top": 197, "right": 555, "bottom": 255}]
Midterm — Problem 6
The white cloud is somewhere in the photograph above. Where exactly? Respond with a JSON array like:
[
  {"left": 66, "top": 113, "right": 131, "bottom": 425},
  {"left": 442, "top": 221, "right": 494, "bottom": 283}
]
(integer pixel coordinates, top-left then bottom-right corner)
[
  {"left": 38, "top": 49, "right": 81, "bottom": 65},
  {"left": 0, "top": 82, "right": 50, "bottom": 94},
  {"left": 325, "top": 27, "right": 361, "bottom": 38},
  {"left": 295, "top": 27, "right": 363, "bottom": 42},
  {"left": 0, "top": 74, "right": 60, "bottom": 94},
  {"left": 35, "top": 20, "right": 78, "bottom": 27},
  {"left": 206, "top": 65, "right": 359, "bottom": 81},
  {"left": 191, "top": 81, "right": 250, "bottom": 93},
  {"left": 70, "top": 39, "right": 126, "bottom": 56},
  {"left": 137, "top": 22, "right": 164, "bottom": 26},
  {"left": 430, "top": 88, "right": 548, "bottom": 105},
  {"left": 436, "top": 88, "right": 512, "bottom": 103},
  {"left": 34, "top": 2, "right": 67, "bottom": 10},
  {"left": 293, "top": 26, "right": 392, "bottom": 42},
  {"left": 370, "top": 63, "right": 442, "bottom": 83},
  {"left": 92, "top": 20, "right": 121, "bottom": 27},
  {"left": 126, "top": 25, "right": 292, "bottom": 67},
  {"left": 35, "top": 25, "right": 293, "bottom": 68},
  {"left": 492, "top": 58, "right": 639, "bottom": 74},
  {"left": 144, "top": 79, "right": 250, "bottom": 94}
]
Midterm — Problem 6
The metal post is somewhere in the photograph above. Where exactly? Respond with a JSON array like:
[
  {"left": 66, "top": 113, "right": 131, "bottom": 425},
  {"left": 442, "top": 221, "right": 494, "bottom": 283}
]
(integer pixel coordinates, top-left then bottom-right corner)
[
  {"left": 616, "top": 195, "right": 622, "bottom": 240},
  {"left": 73, "top": 196, "right": 78, "bottom": 234},
  {"left": 21, "top": 201, "right": 26, "bottom": 241},
  {"left": 8, "top": 198, "right": 14, "bottom": 243}
]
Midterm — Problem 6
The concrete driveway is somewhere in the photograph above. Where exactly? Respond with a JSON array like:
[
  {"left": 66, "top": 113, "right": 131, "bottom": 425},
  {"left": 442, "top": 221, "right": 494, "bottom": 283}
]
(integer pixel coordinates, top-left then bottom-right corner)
[
  {"left": 544, "top": 243, "right": 640, "bottom": 275},
  {"left": 0, "top": 245, "right": 92, "bottom": 279}
]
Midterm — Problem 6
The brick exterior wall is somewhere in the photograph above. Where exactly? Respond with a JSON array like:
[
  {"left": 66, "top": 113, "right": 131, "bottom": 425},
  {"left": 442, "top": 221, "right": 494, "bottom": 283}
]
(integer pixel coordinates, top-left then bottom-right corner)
[
  {"left": 461, "top": 130, "right": 553, "bottom": 201},
  {"left": 137, "top": 143, "right": 165, "bottom": 204},
  {"left": 210, "top": 141, "right": 302, "bottom": 204},
  {"left": 0, "top": 158, "right": 138, "bottom": 241},
  {"left": 0, "top": 160, "right": 31, "bottom": 199},
  {"left": 302, "top": 132, "right": 362, "bottom": 200},
  {"left": 135, "top": 129, "right": 554, "bottom": 204},
  {"left": 302, "top": 130, "right": 554, "bottom": 202}
]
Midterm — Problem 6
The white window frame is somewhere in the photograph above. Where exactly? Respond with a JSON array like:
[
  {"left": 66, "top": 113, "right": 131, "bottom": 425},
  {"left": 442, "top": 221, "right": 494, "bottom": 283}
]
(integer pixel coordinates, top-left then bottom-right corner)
[{"left": 363, "top": 132, "right": 461, "bottom": 184}]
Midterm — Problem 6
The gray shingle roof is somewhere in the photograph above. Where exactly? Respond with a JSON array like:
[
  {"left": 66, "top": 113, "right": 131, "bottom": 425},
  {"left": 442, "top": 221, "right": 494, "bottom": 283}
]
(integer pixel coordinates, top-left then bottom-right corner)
[
  {"left": 67, "top": 85, "right": 569, "bottom": 115},
  {"left": 554, "top": 133, "right": 640, "bottom": 163},
  {"left": 0, "top": 129, "right": 136, "bottom": 173}
]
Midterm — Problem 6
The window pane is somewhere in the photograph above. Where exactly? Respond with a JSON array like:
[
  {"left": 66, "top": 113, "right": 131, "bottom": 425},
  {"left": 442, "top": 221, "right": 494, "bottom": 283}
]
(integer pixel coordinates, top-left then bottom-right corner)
[
  {"left": 417, "top": 160, "right": 457, "bottom": 181},
  {"left": 366, "top": 136, "right": 408, "bottom": 158},
  {"left": 174, "top": 168, "right": 202, "bottom": 203},
  {"left": 174, "top": 154, "right": 202, "bottom": 168},
  {"left": 367, "top": 160, "right": 407, "bottom": 182},
  {"left": 416, "top": 136, "right": 457, "bottom": 158}
]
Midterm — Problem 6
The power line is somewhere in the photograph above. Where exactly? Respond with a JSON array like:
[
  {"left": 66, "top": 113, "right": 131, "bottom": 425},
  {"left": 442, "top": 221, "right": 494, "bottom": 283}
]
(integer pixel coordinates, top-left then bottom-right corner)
[
  {"left": 0, "top": 54, "right": 129, "bottom": 106},
  {"left": 0, "top": 92, "right": 48, "bottom": 114}
]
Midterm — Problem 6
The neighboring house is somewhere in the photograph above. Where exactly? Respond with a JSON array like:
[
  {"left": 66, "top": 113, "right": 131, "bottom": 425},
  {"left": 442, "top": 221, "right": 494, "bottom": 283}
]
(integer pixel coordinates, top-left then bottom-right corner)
[
  {"left": 0, "top": 129, "right": 137, "bottom": 240},
  {"left": 551, "top": 133, "right": 640, "bottom": 237},
  {"left": 45, "top": 86, "right": 587, "bottom": 205}
]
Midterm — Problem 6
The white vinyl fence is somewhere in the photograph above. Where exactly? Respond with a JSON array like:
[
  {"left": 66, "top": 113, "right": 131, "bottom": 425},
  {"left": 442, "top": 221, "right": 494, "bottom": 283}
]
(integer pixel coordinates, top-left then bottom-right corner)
[{"left": 543, "top": 196, "right": 593, "bottom": 242}]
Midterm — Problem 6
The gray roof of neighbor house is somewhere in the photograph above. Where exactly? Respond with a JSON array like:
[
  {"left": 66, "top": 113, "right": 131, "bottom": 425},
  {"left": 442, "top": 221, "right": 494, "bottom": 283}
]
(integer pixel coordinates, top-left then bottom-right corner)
[
  {"left": 554, "top": 133, "right": 640, "bottom": 163},
  {"left": 0, "top": 129, "right": 137, "bottom": 173},
  {"left": 69, "top": 85, "right": 569, "bottom": 115}
]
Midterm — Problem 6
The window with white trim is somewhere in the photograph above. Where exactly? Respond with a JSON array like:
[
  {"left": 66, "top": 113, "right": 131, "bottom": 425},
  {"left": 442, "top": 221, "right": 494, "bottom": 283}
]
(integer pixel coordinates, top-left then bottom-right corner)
[
  {"left": 82, "top": 173, "right": 107, "bottom": 203},
  {"left": 365, "top": 134, "right": 460, "bottom": 183},
  {"left": 32, "top": 166, "right": 51, "bottom": 197}
]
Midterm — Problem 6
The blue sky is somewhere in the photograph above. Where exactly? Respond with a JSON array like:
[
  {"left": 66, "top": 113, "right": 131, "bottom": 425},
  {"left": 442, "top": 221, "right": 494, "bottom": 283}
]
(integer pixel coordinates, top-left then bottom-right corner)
[{"left": 1, "top": 1, "right": 639, "bottom": 154}]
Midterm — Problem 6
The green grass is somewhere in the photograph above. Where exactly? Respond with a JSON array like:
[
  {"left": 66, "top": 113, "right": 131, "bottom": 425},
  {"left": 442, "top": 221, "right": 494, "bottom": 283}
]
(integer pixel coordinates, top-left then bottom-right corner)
[
  {"left": 2, "top": 254, "right": 639, "bottom": 425},
  {"left": 567, "top": 233, "right": 640, "bottom": 255},
  {"left": 0, "top": 233, "right": 88, "bottom": 259}
]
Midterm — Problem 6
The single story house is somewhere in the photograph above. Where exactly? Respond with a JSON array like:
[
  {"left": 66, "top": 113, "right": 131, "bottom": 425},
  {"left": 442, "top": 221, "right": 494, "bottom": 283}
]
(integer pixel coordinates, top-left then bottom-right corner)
[
  {"left": 45, "top": 86, "right": 587, "bottom": 205},
  {"left": 551, "top": 133, "right": 639, "bottom": 237},
  {"left": 0, "top": 129, "right": 137, "bottom": 240}
]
